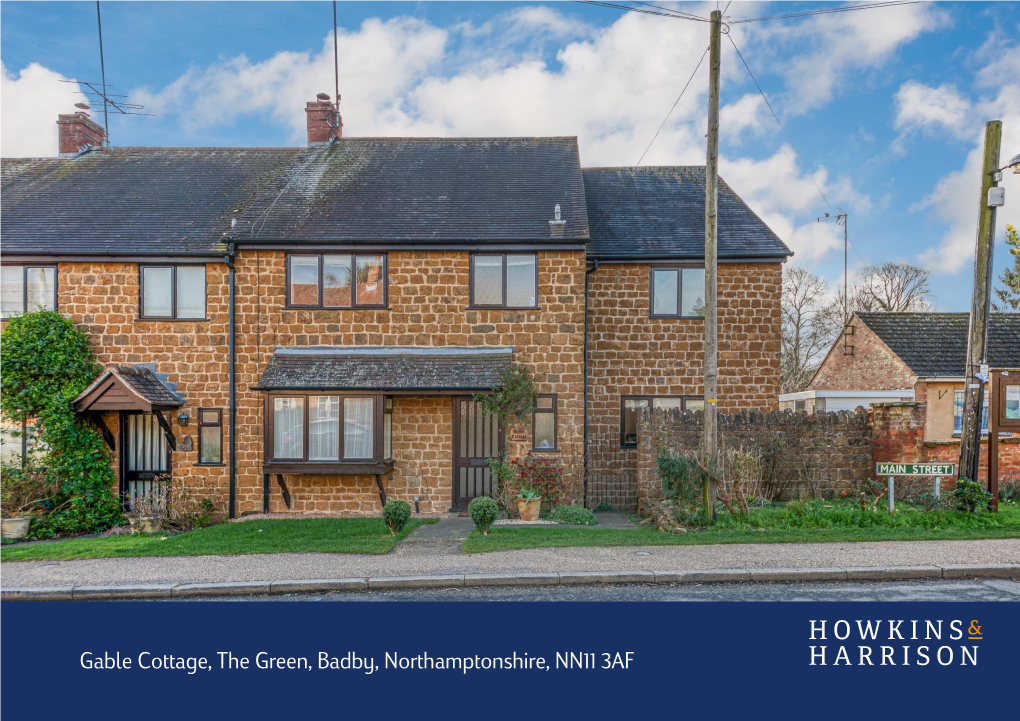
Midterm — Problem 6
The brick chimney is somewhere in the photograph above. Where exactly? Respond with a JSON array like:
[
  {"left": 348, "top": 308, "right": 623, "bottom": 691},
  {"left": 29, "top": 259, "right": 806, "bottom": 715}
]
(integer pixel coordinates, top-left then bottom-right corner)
[
  {"left": 57, "top": 111, "right": 106, "bottom": 157},
  {"left": 305, "top": 98, "right": 341, "bottom": 147}
]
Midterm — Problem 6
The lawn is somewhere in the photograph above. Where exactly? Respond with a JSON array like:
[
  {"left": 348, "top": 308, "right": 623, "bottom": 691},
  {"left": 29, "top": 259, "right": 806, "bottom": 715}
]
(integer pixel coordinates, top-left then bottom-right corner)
[
  {"left": 0, "top": 517, "right": 436, "bottom": 561},
  {"left": 462, "top": 504, "right": 1020, "bottom": 552}
]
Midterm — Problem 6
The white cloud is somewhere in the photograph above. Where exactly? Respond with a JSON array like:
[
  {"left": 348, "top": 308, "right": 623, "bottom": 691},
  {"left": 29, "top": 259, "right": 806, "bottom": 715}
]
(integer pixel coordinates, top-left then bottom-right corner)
[
  {"left": 720, "top": 93, "right": 766, "bottom": 144},
  {"left": 0, "top": 62, "right": 82, "bottom": 157},
  {"left": 747, "top": 2, "right": 948, "bottom": 115},
  {"left": 893, "top": 80, "right": 972, "bottom": 148},
  {"left": 915, "top": 42, "right": 1020, "bottom": 274}
]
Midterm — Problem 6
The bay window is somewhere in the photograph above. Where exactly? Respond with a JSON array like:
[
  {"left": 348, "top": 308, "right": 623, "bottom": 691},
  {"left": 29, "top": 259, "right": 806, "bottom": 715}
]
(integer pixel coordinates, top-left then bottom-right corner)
[{"left": 267, "top": 393, "right": 390, "bottom": 467}]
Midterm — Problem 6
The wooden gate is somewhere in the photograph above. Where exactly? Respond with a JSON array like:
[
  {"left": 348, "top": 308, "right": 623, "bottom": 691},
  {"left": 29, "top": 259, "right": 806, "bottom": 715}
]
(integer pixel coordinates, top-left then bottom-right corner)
[{"left": 452, "top": 397, "right": 504, "bottom": 509}]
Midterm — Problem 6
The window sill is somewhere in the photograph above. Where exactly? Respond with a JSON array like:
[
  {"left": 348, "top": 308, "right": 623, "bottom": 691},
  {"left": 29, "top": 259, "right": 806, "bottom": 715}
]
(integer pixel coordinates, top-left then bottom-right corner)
[
  {"left": 283, "top": 306, "right": 391, "bottom": 311},
  {"left": 263, "top": 460, "right": 395, "bottom": 476},
  {"left": 530, "top": 448, "right": 560, "bottom": 453},
  {"left": 468, "top": 306, "right": 541, "bottom": 311},
  {"left": 195, "top": 462, "right": 225, "bottom": 467},
  {"left": 648, "top": 315, "right": 705, "bottom": 320},
  {"left": 136, "top": 317, "right": 210, "bottom": 322}
]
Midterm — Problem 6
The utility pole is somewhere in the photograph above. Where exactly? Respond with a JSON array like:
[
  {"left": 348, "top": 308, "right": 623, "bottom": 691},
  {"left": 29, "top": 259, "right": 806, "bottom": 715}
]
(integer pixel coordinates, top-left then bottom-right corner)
[
  {"left": 702, "top": 9, "right": 722, "bottom": 517},
  {"left": 959, "top": 120, "right": 1002, "bottom": 483}
]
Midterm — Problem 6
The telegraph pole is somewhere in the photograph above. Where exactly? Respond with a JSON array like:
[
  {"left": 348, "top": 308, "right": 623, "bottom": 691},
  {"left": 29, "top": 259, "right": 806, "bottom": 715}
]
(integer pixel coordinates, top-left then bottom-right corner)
[
  {"left": 959, "top": 120, "right": 1002, "bottom": 483},
  {"left": 703, "top": 9, "right": 722, "bottom": 517}
]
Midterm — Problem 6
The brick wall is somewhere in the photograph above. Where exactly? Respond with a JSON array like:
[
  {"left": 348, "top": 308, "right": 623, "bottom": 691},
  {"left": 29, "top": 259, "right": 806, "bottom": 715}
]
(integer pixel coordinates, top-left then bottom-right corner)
[
  {"left": 51, "top": 261, "right": 232, "bottom": 508},
  {"left": 233, "top": 249, "right": 587, "bottom": 514},
  {"left": 636, "top": 407, "right": 875, "bottom": 502},
  {"left": 810, "top": 318, "right": 915, "bottom": 392},
  {"left": 871, "top": 402, "right": 1020, "bottom": 488}
]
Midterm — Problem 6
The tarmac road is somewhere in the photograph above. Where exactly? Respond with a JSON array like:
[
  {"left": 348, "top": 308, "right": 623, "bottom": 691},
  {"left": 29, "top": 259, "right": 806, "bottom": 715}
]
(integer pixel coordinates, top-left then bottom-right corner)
[{"left": 162, "top": 577, "right": 1020, "bottom": 602}]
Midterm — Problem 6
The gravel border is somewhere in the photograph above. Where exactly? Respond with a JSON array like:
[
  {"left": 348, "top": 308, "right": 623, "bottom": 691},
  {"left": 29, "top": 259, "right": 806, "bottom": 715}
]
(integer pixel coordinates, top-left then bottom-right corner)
[{"left": 3, "top": 563, "right": 1016, "bottom": 601}]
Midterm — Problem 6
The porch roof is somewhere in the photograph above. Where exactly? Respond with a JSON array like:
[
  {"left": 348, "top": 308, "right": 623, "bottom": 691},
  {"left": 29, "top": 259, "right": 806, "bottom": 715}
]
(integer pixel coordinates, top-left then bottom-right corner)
[
  {"left": 255, "top": 346, "right": 514, "bottom": 393},
  {"left": 73, "top": 365, "right": 184, "bottom": 413}
]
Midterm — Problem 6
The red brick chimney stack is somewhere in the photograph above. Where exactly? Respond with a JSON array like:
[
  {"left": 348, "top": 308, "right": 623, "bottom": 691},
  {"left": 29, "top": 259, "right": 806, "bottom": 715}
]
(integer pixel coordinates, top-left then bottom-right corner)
[
  {"left": 57, "top": 111, "right": 107, "bottom": 157},
  {"left": 306, "top": 97, "right": 342, "bottom": 147}
]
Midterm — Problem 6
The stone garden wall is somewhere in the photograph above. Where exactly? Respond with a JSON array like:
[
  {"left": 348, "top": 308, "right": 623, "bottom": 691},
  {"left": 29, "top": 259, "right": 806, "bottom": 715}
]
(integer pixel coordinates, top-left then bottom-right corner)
[{"left": 635, "top": 407, "right": 875, "bottom": 502}]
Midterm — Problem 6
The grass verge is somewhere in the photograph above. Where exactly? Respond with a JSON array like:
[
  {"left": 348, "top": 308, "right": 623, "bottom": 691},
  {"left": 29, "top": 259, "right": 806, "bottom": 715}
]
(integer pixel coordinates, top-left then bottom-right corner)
[
  {"left": 463, "top": 504, "right": 1020, "bottom": 552},
  {"left": 0, "top": 517, "right": 436, "bottom": 561}
]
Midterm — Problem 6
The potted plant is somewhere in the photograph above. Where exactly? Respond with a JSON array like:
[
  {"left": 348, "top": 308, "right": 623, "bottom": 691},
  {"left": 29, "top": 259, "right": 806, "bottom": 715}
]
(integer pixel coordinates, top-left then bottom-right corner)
[
  {"left": 1, "top": 515, "right": 31, "bottom": 540},
  {"left": 516, "top": 489, "right": 542, "bottom": 522},
  {"left": 0, "top": 460, "right": 60, "bottom": 540}
]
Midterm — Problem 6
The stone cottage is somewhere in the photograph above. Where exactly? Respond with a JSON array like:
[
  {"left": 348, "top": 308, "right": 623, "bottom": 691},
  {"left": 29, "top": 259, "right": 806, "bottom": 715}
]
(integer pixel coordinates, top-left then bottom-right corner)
[{"left": 0, "top": 101, "right": 791, "bottom": 516}]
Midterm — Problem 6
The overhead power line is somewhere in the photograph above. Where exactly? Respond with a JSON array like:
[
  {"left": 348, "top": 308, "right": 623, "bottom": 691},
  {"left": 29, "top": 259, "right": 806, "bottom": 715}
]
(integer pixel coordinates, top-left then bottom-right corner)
[
  {"left": 590, "top": 44, "right": 710, "bottom": 235},
  {"left": 578, "top": 0, "right": 921, "bottom": 25},
  {"left": 730, "top": 1, "right": 921, "bottom": 24}
]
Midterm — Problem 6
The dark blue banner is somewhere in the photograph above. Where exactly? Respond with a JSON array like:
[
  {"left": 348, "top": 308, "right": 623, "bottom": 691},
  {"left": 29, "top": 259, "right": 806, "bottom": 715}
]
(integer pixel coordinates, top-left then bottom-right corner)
[{"left": 1, "top": 601, "right": 1013, "bottom": 719}]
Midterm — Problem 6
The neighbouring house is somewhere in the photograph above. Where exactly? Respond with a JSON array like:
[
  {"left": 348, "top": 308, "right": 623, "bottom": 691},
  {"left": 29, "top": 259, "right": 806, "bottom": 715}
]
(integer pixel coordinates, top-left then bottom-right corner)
[
  {"left": 781, "top": 312, "right": 1020, "bottom": 440},
  {"left": 0, "top": 100, "right": 790, "bottom": 516}
]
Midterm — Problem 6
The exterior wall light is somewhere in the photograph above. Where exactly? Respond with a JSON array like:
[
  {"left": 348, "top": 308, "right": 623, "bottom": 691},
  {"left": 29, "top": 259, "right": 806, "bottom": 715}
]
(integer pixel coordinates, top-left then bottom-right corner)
[{"left": 177, "top": 412, "right": 190, "bottom": 426}]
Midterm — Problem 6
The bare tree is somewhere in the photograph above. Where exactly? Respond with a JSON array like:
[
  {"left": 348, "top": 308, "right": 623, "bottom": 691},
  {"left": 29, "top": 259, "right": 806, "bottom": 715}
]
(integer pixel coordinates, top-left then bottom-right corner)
[
  {"left": 850, "top": 262, "right": 934, "bottom": 313},
  {"left": 781, "top": 268, "right": 840, "bottom": 393}
]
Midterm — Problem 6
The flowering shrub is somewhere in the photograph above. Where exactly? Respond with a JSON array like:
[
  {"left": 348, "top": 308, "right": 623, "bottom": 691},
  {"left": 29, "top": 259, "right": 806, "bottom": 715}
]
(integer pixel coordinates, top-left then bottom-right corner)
[{"left": 517, "top": 453, "right": 563, "bottom": 509}]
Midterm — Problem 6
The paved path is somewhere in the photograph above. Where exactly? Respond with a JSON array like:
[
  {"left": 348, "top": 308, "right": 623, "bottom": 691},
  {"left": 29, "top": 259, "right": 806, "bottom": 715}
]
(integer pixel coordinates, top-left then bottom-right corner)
[
  {"left": 170, "top": 578, "right": 1020, "bottom": 602},
  {"left": 3, "top": 534, "right": 1018, "bottom": 588}
]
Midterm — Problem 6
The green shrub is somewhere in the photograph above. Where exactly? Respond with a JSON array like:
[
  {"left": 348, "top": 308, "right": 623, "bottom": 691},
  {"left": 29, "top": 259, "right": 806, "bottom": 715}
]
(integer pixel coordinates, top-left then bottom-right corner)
[
  {"left": 468, "top": 497, "right": 500, "bottom": 535},
  {"left": 999, "top": 481, "right": 1020, "bottom": 505},
  {"left": 955, "top": 479, "right": 992, "bottom": 513},
  {"left": 594, "top": 502, "right": 613, "bottom": 512},
  {"left": 657, "top": 452, "right": 704, "bottom": 507},
  {"left": 552, "top": 505, "right": 598, "bottom": 526},
  {"left": 0, "top": 310, "right": 121, "bottom": 535},
  {"left": 382, "top": 499, "right": 412, "bottom": 535}
]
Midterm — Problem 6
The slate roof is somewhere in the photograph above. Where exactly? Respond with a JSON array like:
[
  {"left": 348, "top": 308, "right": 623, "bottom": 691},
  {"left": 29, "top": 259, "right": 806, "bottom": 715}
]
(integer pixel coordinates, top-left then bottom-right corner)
[
  {"left": 231, "top": 138, "right": 588, "bottom": 243},
  {"left": 858, "top": 313, "right": 1020, "bottom": 377},
  {"left": 582, "top": 167, "right": 792, "bottom": 260},
  {"left": 255, "top": 347, "right": 514, "bottom": 392},
  {"left": 1, "top": 149, "right": 297, "bottom": 256}
]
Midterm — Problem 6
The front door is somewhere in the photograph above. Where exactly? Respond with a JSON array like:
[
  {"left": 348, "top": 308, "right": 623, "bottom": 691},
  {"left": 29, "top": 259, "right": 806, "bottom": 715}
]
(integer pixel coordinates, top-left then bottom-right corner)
[
  {"left": 120, "top": 412, "right": 170, "bottom": 511},
  {"left": 452, "top": 397, "right": 504, "bottom": 509}
]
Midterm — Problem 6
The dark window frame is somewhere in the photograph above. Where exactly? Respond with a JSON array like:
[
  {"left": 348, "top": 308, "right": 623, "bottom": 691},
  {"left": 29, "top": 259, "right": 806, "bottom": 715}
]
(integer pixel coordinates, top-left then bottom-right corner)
[
  {"left": 0, "top": 264, "right": 58, "bottom": 319},
  {"left": 469, "top": 252, "right": 539, "bottom": 309},
  {"left": 285, "top": 253, "right": 389, "bottom": 309},
  {"left": 531, "top": 393, "right": 558, "bottom": 452},
  {"left": 138, "top": 264, "right": 208, "bottom": 321},
  {"left": 620, "top": 395, "right": 704, "bottom": 448},
  {"left": 196, "top": 408, "right": 224, "bottom": 466},
  {"left": 266, "top": 391, "right": 384, "bottom": 464},
  {"left": 648, "top": 265, "right": 705, "bottom": 319}
]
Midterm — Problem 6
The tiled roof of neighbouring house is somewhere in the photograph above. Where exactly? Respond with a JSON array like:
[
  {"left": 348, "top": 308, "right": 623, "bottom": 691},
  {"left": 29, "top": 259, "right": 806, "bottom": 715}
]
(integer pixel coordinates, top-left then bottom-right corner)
[
  {"left": 232, "top": 138, "right": 589, "bottom": 244},
  {"left": 857, "top": 312, "right": 1020, "bottom": 377},
  {"left": 582, "top": 167, "right": 792, "bottom": 260},
  {"left": 1, "top": 149, "right": 298, "bottom": 256},
  {"left": 255, "top": 346, "right": 514, "bottom": 392}
]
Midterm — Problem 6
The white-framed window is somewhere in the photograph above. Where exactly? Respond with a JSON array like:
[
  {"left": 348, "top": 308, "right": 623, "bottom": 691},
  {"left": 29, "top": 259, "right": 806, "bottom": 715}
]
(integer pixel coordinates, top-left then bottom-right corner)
[
  {"left": 621, "top": 396, "right": 704, "bottom": 447},
  {"left": 953, "top": 390, "right": 990, "bottom": 436}
]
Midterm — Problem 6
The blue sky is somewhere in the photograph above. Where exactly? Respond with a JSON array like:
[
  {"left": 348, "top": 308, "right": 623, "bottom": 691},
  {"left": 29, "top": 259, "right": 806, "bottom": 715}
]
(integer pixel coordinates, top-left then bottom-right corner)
[{"left": 2, "top": 1, "right": 1019, "bottom": 311}]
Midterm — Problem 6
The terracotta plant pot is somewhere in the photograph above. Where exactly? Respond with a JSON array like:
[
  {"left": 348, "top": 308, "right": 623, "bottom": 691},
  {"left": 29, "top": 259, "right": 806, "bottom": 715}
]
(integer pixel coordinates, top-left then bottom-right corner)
[
  {"left": 1, "top": 516, "right": 31, "bottom": 540},
  {"left": 516, "top": 497, "right": 542, "bottom": 522}
]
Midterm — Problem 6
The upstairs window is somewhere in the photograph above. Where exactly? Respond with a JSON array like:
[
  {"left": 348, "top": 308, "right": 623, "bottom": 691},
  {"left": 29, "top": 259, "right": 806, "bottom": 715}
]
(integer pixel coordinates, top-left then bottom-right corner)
[
  {"left": 650, "top": 267, "right": 706, "bottom": 318},
  {"left": 140, "top": 265, "right": 206, "bottom": 320},
  {"left": 470, "top": 253, "right": 537, "bottom": 308},
  {"left": 287, "top": 254, "right": 387, "bottom": 308},
  {"left": 621, "top": 395, "right": 704, "bottom": 447},
  {"left": 1, "top": 266, "right": 57, "bottom": 319}
]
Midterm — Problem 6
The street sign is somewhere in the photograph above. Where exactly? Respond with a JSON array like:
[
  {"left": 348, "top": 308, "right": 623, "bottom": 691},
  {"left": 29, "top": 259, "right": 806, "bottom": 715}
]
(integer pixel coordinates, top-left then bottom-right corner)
[{"left": 875, "top": 462, "right": 956, "bottom": 476}]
